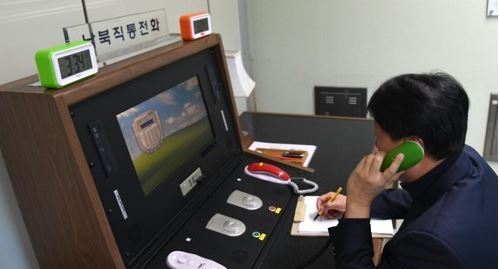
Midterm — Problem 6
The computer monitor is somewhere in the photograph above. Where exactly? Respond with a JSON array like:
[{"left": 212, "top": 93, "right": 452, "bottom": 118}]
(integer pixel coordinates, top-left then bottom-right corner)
[{"left": 116, "top": 76, "right": 214, "bottom": 196}]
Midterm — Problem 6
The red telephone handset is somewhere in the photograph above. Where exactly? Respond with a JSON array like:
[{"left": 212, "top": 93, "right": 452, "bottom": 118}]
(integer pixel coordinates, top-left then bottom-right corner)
[
  {"left": 246, "top": 162, "right": 290, "bottom": 181},
  {"left": 244, "top": 162, "right": 319, "bottom": 194}
]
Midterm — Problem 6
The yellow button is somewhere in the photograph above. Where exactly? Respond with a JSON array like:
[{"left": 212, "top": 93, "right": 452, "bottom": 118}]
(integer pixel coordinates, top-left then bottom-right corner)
[
  {"left": 259, "top": 233, "right": 267, "bottom": 241},
  {"left": 275, "top": 207, "right": 282, "bottom": 214}
]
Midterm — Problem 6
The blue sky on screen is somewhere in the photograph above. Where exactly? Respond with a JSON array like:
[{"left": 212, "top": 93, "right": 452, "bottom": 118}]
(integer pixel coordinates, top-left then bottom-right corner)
[{"left": 116, "top": 76, "right": 208, "bottom": 160}]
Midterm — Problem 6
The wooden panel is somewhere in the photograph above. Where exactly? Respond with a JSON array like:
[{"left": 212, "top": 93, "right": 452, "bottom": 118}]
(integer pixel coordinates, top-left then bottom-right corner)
[
  {"left": 372, "top": 238, "right": 384, "bottom": 265},
  {"left": 0, "top": 93, "right": 124, "bottom": 268}
]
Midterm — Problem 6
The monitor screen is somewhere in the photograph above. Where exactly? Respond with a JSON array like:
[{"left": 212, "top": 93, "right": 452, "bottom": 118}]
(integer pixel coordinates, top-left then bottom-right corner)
[
  {"left": 58, "top": 49, "right": 93, "bottom": 79},
  {"left": 116, "top": 76, "right": 214, "bottom": 196},
  {"left": 194, "top": 18, "right": 209, "bottom": 34}
]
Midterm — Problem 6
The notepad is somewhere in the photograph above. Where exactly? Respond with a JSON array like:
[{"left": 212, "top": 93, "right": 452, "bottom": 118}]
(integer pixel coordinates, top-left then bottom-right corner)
[{"left": 291, "top": 196, "right": 395, "bottom": 238}]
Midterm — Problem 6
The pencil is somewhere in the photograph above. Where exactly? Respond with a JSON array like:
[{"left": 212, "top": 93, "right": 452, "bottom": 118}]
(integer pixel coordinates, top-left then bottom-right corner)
[{"left": 313, "top": 187, "right": 343, "bottom": 221}]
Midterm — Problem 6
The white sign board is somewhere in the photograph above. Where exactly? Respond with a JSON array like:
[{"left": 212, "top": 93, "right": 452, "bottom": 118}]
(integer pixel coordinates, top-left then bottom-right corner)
[{"left": 64, "top": 9, "right": 177, "bottom": 62}]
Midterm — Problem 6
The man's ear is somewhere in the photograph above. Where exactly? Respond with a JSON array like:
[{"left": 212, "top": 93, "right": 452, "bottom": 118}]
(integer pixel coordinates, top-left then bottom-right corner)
[{"left": 407, "top": 137, "right": 424, "bottom": 148}]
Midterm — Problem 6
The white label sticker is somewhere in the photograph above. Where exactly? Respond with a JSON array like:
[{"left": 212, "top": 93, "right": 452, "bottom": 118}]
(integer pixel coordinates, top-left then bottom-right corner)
[
  {"left": 113, "top": 190, "right": 128, "bottom": 220},
  {"left": 179, "top": 167, "right": 203, "bottom": 196},
  {"left": 220, "top": 110, "right": 229, "bottom": 131}
]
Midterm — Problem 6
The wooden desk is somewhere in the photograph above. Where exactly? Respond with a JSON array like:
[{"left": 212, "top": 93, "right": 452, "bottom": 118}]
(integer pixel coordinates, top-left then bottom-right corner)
[{"left": 239, "top": 111, "right": 386, "bottom": 267}]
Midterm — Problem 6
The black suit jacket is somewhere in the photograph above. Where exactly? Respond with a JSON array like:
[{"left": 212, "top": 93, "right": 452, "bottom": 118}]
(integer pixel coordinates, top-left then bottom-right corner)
[{"left": 329, "top": 146, "right": 498, "bottom": 268}]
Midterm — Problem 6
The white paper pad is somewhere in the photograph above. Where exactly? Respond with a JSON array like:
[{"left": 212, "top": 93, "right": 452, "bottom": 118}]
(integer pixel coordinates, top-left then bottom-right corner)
[{"left": 298, "top": 196, "right": 394, "bottom": 237}]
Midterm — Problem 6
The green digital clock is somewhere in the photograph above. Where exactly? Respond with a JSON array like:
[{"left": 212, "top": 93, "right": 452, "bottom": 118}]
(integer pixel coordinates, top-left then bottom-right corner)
[{"left": 35, "top": 41, "right": 98, "bottom": 89}]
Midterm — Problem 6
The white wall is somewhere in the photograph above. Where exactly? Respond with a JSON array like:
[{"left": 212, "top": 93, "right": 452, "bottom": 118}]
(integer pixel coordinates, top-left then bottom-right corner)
[
  {"left": 209, "top": 0, "right": 241, "bottom": 51},
  {"left": 84, "top": 0, "right": 206, "bottom": 33},
  {"left": 209, "top": 0, "right": 255, "bottom": 114},
  {"left": 0, "top": 153, "right": 39, "bottom": 269},
  {"left": 0, "top": 0, "right": 85, "bottom": 90},
  {"left": 246, "top": 0, "right": 498, "bottom": 154}
]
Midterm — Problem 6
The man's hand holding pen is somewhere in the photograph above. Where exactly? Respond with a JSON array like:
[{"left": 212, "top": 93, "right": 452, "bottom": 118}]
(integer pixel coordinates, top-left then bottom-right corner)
[{"left": 315, "top": 191, "right": 347, "bottom": 220}]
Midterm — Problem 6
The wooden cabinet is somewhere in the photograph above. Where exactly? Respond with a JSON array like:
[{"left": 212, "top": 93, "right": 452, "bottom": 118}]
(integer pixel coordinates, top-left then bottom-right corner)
[{"left": 0, "top": 34, "right": 232, "bottom": 269}]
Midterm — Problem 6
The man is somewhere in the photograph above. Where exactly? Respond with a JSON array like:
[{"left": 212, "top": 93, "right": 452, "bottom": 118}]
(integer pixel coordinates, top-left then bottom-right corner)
[{"left": 316, "top": 73, "right": 498, "bottom": 268}]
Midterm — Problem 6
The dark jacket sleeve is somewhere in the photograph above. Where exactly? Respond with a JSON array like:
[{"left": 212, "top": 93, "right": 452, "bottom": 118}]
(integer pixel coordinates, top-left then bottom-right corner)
[
  {"left": 370, "top": 189, "right": 412, "bottom": 219},
  {"left": 380, "top": 231, "right": 463, "bottom": 269},
  {"left": 329, "top": 219, "right": 463, "bottom": 269},
  {"left": 329, "top": 219, "right": 376, "bottom": 268}
]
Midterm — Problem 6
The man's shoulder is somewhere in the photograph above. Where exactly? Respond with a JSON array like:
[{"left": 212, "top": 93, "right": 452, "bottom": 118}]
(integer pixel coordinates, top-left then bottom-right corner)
[
  {"left": 462, "top": 145, "right": 482, "bottom": 161},
  {"left": 462, "top": 144, "right": 497, "bottom": 180}
]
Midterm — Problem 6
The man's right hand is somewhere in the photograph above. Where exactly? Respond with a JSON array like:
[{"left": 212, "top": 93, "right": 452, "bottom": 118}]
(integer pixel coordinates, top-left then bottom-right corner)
[{"left": 315, "top": 193, "right": 347, "bottom": 219}]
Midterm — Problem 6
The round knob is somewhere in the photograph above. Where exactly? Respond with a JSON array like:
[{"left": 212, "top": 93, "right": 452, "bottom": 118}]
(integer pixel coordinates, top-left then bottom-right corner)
[
  {"left": 177, "top": 255, "right": 189, "bottom": 264},
  {"left": 223, "top": 220, "right": 239, "bottom": 233},
  {"left": 242, "top": 196, "right": 257, "bottom": 207}
]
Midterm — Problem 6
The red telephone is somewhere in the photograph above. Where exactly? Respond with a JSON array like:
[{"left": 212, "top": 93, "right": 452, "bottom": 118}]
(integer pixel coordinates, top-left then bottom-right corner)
[
  {"left": 246, "top": 162, "right": 290, "bottom": 181},
  {"left": 244, "top": 162, "right": 319, "bottom": 194}
]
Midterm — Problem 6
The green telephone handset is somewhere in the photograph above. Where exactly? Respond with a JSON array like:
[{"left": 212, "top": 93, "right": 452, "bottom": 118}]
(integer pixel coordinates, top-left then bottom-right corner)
[{"left": 380, "top": 141, "right": 424, "bottom": 172}]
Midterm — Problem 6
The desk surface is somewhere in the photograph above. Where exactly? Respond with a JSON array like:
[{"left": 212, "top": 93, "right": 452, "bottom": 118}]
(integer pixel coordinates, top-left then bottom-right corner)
[{"left": 239, "top": 112, "right": 375, "bottom": 268}]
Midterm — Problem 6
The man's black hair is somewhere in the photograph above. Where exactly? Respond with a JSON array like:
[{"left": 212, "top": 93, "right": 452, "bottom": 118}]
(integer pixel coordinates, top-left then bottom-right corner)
[{"left": 367, "top": 72, "right": 469, "bottom": 159}]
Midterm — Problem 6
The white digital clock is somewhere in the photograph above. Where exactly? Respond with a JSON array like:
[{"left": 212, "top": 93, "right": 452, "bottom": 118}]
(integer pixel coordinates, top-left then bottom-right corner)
[{"left": 35, "top": 41, "right": 98, "bottom": 89}]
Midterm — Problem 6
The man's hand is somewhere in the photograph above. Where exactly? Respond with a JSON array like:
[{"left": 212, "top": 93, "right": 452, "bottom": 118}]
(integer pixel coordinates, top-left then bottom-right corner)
[
  {"left": 316, "top": 193, "right": 347, "bottom": 219},
  {"left": 344, "top": 151, "right": 404, "bottom": 218}
]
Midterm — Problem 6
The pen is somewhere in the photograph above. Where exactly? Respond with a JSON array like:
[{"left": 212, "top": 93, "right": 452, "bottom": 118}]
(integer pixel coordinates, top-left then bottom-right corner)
[{"left": 313, "top": 187, "right": 343, "bottom": 221}]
